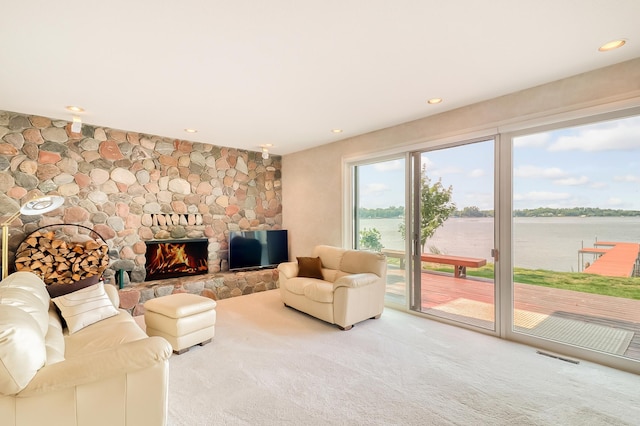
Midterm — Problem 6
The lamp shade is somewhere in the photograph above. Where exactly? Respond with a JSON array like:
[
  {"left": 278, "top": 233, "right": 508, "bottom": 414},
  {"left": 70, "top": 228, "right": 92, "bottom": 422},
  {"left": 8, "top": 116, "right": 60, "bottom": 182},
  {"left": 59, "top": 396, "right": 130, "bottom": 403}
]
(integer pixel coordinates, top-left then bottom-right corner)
[{"left": 19, "top": 196, "right": 65, "bottom": 216}]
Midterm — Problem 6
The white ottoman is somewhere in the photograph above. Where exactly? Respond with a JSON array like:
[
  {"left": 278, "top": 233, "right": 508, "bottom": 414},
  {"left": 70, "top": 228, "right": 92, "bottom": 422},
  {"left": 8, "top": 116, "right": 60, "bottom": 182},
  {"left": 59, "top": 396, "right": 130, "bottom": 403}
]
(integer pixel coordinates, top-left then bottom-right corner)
[{"left": 144, "top": 293, "right": 217, "bottom": 355}]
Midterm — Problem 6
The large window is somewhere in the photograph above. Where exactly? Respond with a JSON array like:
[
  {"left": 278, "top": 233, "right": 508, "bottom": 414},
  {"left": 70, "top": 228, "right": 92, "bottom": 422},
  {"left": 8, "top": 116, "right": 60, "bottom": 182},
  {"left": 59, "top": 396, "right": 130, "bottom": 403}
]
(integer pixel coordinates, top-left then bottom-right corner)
[
  {"left": 511, "top": 114, "right": 640, "bottom": 363},
  {"left": 347, "top": 108, "right": 640, "bottom": 373},
  {"left": 353, "top": 157, "right": 407, "bottom": 306}
]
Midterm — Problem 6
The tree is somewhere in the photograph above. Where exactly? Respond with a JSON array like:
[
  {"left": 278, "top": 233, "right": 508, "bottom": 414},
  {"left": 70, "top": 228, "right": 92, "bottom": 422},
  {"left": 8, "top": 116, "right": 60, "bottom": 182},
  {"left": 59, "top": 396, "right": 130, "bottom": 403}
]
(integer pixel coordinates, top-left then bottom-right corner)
[
  {"left": 359, "top": 228, "right": 384, "bottom": 252},
  {"left": 460, "top": 206, "right": 484, "bottom": 217},
  {"left": 399, "top": 166, "right": 456, "bottom": 251}
]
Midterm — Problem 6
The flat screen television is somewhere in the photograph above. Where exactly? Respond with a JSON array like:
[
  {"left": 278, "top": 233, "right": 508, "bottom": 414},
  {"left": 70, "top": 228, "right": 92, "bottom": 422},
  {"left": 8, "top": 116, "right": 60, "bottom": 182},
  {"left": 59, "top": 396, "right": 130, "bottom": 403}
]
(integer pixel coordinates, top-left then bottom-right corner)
[{"left": 228, "top": 230, "right": 289, "bottom": 271}]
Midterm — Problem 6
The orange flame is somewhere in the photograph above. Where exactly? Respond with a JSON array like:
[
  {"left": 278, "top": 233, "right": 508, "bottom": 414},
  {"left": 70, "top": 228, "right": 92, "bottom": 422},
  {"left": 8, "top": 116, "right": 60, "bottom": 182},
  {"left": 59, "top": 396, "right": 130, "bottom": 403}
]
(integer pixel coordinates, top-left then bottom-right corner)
[{"left": 147, "top": 243, "right": 207, "bottom": 276}]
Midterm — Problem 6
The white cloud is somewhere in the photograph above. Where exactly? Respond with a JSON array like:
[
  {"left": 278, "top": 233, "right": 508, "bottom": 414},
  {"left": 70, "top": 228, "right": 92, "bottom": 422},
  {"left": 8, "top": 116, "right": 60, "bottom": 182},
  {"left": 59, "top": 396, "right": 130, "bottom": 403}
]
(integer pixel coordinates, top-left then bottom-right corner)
[
  {"left": 421, "top": 157, "right": 435, "bottom": 170},
  {"left": 553, "top": 176, "right": 589, "bottom": 186},
  {"left": 468, "top": 168, "right": 485, "bottom": 178},
  {"left": 362, "top": 183, "right": 389, "bottom": 195},
  {"left": 613, "top": 174, "right": 640, "bottom": 183},
  {"left": 606, "top": 197, "right": 624, "bottom": 206},
  {"left": 514, "top": 165, "right": 568, "bottom": 179},
  {"left": 461, "top": 192, "right": 493, "bottom": 210},
  {"left": 432, "top": 166, "right": 464, "bottom": 177},
  {"left": 513, "top": 133, "right": 549, "bottom": 148},
  {"left": 590, "top": 182, "right": 607, "bottom": 189},
  {"left": 548, "top": 116, "right": 640, "bottom": 152},
  {"left": 422, "top": 156, "right": 464, "bottom": 177},
  {"left": 373, "top": 159, "right": 404, "bottom": 172}
]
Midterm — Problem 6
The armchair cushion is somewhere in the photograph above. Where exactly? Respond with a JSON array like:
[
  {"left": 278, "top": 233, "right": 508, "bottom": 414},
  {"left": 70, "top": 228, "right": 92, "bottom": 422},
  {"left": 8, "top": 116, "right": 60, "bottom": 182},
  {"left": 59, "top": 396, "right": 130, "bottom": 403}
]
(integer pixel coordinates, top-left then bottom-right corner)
[
  {"left": 303, "top": 280, "right": 334, "bottom": 303},
  {"left": 334, "top": 273, "right": 380, "bottom": 289},
  {"left": 296, "top": 256, "right": 324, "bottom": 279}
]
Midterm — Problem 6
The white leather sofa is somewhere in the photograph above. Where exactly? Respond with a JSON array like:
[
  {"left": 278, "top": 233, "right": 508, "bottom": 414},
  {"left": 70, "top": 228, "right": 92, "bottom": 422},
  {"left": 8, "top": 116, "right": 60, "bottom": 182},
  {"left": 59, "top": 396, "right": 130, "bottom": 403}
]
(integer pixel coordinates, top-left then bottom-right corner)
[
  {"left": 278, "top": 245, "right": 387, "bottom": 330},
  {"left": 0, "top": 272, "right": 172, "bottom": 426}
]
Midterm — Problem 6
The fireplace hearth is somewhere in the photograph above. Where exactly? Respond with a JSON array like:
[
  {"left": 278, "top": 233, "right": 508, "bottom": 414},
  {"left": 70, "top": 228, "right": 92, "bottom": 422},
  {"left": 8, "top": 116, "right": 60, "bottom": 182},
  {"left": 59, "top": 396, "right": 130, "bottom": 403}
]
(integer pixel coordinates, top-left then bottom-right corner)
[{"left": 145, "top": 239, "right": 209, "bottom": 281}]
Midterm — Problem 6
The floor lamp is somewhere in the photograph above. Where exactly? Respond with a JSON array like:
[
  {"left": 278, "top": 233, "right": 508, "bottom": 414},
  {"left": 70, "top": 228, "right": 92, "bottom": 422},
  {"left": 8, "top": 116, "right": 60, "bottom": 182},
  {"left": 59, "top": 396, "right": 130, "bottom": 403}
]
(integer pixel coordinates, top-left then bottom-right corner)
[{"left": 1, "top": 195, "right": 65, "bottom": 280}]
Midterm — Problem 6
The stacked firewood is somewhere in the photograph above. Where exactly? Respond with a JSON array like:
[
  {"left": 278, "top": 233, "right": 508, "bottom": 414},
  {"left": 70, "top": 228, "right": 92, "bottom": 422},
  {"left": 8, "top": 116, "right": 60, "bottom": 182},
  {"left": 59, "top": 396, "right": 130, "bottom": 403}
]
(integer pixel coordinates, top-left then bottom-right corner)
[{"left": 15, "top": 230, "right": 109, "bottom": 285}]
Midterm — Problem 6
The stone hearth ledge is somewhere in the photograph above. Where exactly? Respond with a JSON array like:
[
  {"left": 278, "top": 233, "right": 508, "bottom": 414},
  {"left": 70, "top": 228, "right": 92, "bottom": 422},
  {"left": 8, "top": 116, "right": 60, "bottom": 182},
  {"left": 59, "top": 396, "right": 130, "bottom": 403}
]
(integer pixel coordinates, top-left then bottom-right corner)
[{"left": 115, "top": 269, "right": 279, "bottom": 316}]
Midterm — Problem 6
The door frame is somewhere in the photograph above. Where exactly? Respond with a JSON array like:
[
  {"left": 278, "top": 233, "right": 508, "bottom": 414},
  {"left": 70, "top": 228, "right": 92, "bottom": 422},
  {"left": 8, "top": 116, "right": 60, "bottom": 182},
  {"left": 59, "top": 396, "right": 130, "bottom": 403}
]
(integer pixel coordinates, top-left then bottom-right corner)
[
  {"left": 501, "top": 107, "right": 640, "bottom": 374},
  {"left": 409, "top": 137, "right": 500, "bottom": 334},
  {"left": 343, "top": 103, "right": 640, "bottom": 374},
  {"left": 344, "top": 153, "right": 411, "bottom": 310}
]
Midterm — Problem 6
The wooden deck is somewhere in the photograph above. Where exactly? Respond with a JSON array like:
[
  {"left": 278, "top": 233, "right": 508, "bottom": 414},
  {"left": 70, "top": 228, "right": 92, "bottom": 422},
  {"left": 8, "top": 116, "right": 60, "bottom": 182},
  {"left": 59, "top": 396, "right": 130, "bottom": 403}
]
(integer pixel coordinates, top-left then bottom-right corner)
[
  {"left": 385, "top": 268, "right": 640, "bottom": 360},
  {"left": 581, "top": 241, "right": 639, "bottom": 277}
]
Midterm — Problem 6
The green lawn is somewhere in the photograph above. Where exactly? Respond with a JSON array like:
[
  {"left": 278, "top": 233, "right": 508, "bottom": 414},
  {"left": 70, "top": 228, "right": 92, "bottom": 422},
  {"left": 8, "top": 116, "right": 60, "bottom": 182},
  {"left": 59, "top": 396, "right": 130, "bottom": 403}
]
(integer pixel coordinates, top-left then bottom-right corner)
[{"left": 414, "top": 261, "right": 640, "bottom": 300}]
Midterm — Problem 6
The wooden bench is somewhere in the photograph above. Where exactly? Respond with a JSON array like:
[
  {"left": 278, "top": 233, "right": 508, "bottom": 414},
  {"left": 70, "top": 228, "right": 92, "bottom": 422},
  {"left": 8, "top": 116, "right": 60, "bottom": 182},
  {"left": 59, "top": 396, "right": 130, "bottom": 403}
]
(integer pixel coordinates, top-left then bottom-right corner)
[
  {"left": 420, "top": 254, "right": 486, "bottom": 278},
  {"left": 381, "top": 249, "right": 406, "bottom": 268},
  {"left": 381, "top": 250, "right": 486, "bottom": 278}
]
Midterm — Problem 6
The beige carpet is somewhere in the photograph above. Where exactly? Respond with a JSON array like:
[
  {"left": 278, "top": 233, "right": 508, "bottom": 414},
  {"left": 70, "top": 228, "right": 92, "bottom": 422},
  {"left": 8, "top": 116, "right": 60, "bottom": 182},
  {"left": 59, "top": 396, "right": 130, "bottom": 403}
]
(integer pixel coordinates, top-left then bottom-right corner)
[
  {"left": 433, "top": 299, "right": 634, "bottom": 356},
  {"left": 167, "top": 290, "right": 640, "bottom": 425}
]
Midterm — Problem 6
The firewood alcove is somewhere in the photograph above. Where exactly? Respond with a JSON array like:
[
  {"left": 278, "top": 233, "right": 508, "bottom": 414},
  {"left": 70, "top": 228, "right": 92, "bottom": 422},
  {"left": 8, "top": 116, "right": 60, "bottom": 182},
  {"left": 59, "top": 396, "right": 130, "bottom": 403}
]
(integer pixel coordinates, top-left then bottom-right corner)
[{"left": 14, "top": 224, "right": 109, "bottom": 286}]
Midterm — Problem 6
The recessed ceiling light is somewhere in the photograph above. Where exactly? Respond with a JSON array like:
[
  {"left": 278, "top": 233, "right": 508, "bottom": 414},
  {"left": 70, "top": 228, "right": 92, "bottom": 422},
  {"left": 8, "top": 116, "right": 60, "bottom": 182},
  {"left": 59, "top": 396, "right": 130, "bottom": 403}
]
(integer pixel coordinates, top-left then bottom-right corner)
[
  {"left": 598, "top": 39, "right": 626, "bottom": 52},
  {"left": 184, "top": 128, "right": 198, "bottom": 133},
  {"left": 427, "top": 98, "right": 443, "bottom": 105},
  {"left": 332, "top": 129, "right": 343, "bottom": 133},
  {"left": 65, "top": 105, "right": 84, "bottom": 113}
]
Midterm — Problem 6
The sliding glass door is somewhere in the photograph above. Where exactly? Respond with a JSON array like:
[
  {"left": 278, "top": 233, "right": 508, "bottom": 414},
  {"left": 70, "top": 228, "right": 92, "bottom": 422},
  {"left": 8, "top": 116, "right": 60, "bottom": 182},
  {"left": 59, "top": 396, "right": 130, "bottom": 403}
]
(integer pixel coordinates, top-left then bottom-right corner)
[
  {"left": 412, "top": 140, "right": 497, "bottom": 331},
  {"left": 511, "top": 114, "right": 640, "bottom": 362},
  {"left": 347, "top": 108, "right": 639, "bottom": 372},
  {"left": 353, "top": 157, "right": 407, "bottom": 306}
]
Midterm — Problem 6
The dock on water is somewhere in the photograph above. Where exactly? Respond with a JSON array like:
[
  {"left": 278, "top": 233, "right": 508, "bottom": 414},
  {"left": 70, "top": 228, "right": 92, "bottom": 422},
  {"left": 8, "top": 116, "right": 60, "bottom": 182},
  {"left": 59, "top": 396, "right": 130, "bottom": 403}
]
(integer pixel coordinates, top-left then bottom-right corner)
[{"left": 579, "top": 241, "right": 640, "bottom": 277}]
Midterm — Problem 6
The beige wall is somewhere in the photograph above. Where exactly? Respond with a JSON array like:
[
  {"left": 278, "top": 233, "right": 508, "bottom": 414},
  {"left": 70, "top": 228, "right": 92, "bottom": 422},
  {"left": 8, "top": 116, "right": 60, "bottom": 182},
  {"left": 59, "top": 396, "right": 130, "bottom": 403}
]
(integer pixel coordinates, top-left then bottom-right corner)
[{"left": 282, "top": 58, "right": 640, "bottom": 257}]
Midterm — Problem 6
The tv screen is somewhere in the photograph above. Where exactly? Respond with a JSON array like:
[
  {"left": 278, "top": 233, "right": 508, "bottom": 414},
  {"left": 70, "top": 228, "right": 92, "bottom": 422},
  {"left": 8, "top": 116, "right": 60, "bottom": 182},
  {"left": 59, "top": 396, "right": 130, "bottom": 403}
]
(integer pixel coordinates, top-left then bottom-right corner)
[{"left": 228, "top": 230, "right": 289, "bottom": 271}]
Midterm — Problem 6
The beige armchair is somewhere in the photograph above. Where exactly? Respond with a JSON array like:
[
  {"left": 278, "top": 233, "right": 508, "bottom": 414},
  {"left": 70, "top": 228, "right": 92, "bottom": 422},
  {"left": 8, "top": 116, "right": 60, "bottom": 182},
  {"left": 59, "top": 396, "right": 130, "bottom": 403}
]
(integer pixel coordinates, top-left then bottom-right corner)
[{"left": 277, "top": 245, "right": 387, "bottom": 330}]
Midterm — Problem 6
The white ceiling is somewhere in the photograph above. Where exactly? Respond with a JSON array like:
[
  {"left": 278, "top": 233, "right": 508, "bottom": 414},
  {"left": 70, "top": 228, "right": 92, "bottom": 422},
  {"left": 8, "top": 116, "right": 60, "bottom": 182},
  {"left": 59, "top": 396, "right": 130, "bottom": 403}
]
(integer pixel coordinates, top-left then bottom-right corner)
[{"left": 2, "top": 1, "right": 639, "bottom": 155}]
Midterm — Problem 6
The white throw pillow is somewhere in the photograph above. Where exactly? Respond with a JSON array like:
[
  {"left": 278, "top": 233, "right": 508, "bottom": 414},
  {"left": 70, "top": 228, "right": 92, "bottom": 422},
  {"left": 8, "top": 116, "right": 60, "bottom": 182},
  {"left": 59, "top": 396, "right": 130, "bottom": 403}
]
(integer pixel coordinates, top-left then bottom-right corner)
[{"left": 52, "top": 282, "right": 119, "bottom": 334}]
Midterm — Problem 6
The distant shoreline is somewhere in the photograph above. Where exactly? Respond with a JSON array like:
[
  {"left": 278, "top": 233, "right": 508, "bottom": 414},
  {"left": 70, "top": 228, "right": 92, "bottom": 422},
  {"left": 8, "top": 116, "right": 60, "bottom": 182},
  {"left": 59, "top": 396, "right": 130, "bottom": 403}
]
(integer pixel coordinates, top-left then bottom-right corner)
[
  {"left": 360, "top": 216, "right": 640, "bottom": 273},
  {"left": 359, "top": 206, "right": 640, "bottom": 219}
]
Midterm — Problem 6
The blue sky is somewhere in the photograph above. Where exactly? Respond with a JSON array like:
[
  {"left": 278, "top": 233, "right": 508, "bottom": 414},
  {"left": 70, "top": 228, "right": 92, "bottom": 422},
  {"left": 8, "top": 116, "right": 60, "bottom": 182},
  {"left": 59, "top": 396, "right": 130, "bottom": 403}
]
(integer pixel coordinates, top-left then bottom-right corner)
[
  {"left": 358, "top": 114, "right": 640, "bottom": 211},
  {"left": 358, "top": 158, "right": 405, "bottom": 209}
]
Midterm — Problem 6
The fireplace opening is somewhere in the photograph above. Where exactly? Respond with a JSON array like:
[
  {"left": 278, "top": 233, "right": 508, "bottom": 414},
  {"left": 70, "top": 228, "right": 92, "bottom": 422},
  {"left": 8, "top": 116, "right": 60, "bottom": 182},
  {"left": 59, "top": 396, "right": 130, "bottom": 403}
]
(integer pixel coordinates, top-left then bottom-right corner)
[{"left": 145, "top": 239, "right": 208, "bottom": 281}]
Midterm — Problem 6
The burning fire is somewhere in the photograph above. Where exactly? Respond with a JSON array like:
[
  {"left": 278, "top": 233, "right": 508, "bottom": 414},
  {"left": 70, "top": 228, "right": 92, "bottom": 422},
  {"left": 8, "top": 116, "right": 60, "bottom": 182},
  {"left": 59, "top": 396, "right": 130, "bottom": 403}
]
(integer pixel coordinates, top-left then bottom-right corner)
[{"left": 147, "top": 243, "right": 207, "bottom": 276}]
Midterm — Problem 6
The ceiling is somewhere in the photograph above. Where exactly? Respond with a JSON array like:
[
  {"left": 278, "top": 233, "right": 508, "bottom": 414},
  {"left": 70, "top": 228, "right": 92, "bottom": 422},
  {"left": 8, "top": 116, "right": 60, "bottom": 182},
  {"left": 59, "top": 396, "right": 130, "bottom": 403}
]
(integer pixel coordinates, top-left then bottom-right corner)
[{"left": 2, "top": 1, "right": 639, "bottom": 156}]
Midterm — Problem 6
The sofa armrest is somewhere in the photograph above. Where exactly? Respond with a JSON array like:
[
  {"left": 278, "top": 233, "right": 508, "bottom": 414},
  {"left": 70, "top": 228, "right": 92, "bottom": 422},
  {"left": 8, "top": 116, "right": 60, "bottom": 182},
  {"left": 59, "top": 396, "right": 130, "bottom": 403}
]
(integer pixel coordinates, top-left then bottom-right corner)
[
  {"left": 17, "top": 336, "right": 172, "bottom": 397},
  {"left": 277, "top": 262, "right": 299, "bottom": 279},
  {"left": 334, "top": 273, "right": 380, "bottom": 289}
]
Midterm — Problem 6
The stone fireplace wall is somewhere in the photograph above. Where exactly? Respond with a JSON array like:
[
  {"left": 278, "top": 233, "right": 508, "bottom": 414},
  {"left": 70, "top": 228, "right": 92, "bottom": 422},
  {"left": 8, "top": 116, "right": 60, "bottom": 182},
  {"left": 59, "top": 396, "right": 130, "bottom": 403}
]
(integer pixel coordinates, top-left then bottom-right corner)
[{"left": 0, "top": 110, "right": 283, "bottom": 293}]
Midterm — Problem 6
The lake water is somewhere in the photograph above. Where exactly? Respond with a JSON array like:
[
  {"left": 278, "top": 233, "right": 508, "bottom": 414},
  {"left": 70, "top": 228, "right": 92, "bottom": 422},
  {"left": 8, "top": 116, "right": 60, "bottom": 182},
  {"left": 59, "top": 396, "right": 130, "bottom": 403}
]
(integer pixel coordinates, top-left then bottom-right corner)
[{"left": 360, "top": 217, "right": 640, "bottom": 272}]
